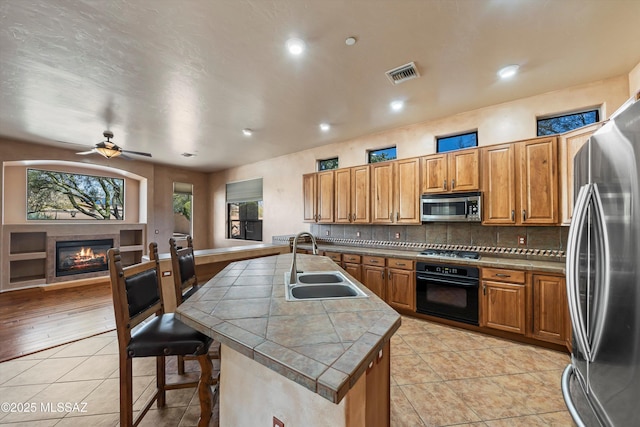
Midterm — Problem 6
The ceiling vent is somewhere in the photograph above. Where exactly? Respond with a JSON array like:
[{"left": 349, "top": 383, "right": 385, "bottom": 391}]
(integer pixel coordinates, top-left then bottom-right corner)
[{"left": 385, "top": 62, "right": 420, "bottom": 85}]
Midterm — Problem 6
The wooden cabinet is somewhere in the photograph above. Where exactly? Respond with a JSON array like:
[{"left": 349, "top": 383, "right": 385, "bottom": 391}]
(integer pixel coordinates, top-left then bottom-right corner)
[
  {"left": 365, "top": 340, "right": 390, "bottom": 427},
  {"left": 302, "top": 173, "right": 317, "bottom": 222},
  {"left": 335, "top": 165, "right": 370, "bottom": 224},
  {"left": 559, "top": 123, "right": 601, "bottom": 225},
  {"left": 422, "top": 148, "right": 480, "bottom": 194},
  {"left": 482, "top": 137, "right": 558, "bottom": 225},
  {"left": 342, "top": 253, "right": 362, "bottom": 282},
  {"left": 323, "top": 251, "right": 342, "bottom": 264},
  {"left": 371, "top": 158, "right": 420, "bottom": 225},
  {"left": 481, "top": 268, "right": 526, "bottom": 334},
  {"left": 530, "top": 274, "right": 568, "bottom": 345},
  {"left": 386, "top": 258, "right": 415, "bottom": 312},
  {"left": 362, "top": 256, "right": 386, "bottom": 300},
  {"left": 302, "top": 171, "right": 334, "bottom": 223}
]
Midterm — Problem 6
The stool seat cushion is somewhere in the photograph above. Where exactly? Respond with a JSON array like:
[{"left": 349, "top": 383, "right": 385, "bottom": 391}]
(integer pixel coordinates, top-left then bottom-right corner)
[{"left": 127, "top": 313, "right": 212, "bottom": 358}]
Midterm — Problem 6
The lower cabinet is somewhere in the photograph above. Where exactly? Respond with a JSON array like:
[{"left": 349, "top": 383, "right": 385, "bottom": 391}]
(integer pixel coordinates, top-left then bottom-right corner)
[
  {"left": 365, "top": 340, "right": 390, "bottom": 426},
  {"left": 481, "top": 268, "right": 526, "bottom": 334},
  {"left": 342, "top": 253, "right": 362, "bottom": 282},
  {"left": 386, "top": 258, "right": 415, "bottom": 312},
  {"left": 530, "top": 274, "right": 568, "bottom": 345},
  {"left": 362, "top": 256, "right": 386, "bottom": 300}
]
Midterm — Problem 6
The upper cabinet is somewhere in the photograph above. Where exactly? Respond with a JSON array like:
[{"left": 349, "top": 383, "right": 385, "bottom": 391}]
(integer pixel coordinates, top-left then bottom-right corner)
[
  {"left": 335, "top": 165, "right": 370, "bottom": 224},
  {"left": 302, "top": 173, "right": 317, "bottom": 222},
  {"left": 302, "top": 170, "right": 334, "bottom": 223},
  {"left": 421, "top": 148, "right": 480, "bottom": 194},
  {"left": 482, "top": 137, "right": 558, "bottom": 225},
  {"left": 371, "top": 158, "right": 421, "bottom": 224},
  {"left": 559, "top": 123, "right": 602, "bottom": 225}
]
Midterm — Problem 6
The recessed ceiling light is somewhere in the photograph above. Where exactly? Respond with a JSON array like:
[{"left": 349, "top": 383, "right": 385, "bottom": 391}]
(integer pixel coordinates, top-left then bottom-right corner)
[
  {"left": 242, "top": 128, "right": 253, "bottom": 136},
  {"left": 345, "top": 37, "right": 357, "bottom": 46},
  {"left": 319, "top": 123, "right": 330, "bottom": 132},
  {"left": 390, "top": 100, "right": 404, "bottom": 112},
  {"left": 498, "top": 64, "right": 520, "bottom": 79},
  {"left": 286, "top": 38, "right": 306, "bottom": 55}
]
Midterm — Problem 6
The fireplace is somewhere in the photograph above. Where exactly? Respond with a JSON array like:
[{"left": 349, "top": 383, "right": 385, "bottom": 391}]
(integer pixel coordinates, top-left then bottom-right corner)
[{"left": 55, "top": 239, "right": 113, "bottom": 277}]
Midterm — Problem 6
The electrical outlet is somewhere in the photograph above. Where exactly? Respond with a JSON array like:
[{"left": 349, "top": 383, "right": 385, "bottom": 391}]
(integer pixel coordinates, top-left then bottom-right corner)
[
  {"left": 325, "top": 230, "right": 330, "bottom": 236},
  {"left": 162, "top": 271, "right": 172, "bottom": 277},
  {"left": 356, "top": 231, "right": 361, "bottom": 237},
  {"left": 394, "top": 232, "right": 401, "bottom": 239},
  {"left": 273, "top": 416, "right": 284, "bottom": 427},
  {"left": 518, "top": 235, "right": 527, "bottom": 245}
]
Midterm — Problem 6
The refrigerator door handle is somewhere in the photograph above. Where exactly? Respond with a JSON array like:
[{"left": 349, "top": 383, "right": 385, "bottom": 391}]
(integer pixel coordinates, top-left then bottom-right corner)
[
  {"left": 566, "top": 183, "right": 593, "bottom": 361},
  {"left": 561, "top": 365, "right": 588, "bottom": 427},
  {"left": 588, "top": 183, "right": 610, "bottom": 361}
]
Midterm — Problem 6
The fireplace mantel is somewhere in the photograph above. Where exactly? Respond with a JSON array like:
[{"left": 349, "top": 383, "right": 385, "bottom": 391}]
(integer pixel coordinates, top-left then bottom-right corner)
[{"left": 1, "top": 223, "right": 146, "bottom": 292}]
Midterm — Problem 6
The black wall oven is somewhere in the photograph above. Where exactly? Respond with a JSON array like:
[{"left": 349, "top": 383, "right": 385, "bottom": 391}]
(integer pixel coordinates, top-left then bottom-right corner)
[{"left": 416, "top": 261, "right": 479, "bottom": 325}]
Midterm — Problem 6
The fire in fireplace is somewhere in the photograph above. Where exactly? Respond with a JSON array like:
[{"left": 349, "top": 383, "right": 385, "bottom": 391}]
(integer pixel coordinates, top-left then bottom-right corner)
[{"left": 55, "top": 239, "right": 114, "bottom": 277}]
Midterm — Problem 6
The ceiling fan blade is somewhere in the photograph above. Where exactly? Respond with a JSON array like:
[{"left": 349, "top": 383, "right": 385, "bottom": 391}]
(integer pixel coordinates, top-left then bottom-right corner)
[
  {"left": 76, "top": 149, "right": 97, "bottom": 155},
  {"left": 122, "top": 149, "right": 152, "bottom": 157}
]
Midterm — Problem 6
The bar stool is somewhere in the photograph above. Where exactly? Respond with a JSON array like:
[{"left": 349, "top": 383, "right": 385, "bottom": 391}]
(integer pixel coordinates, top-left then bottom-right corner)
[{"left": 107, "top": 243, "right": 213, "bottom": 427}]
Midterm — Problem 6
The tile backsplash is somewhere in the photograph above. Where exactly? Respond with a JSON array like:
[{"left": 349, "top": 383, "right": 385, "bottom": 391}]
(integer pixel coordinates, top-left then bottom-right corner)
[{"left": 311, "top": 223, "right": 569, "bottom": 252}]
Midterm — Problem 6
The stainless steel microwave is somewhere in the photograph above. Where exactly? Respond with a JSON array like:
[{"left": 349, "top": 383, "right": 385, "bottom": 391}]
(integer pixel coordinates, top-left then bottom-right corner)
[{"left": 421, "top": 192, "right": 482, "bottom": 222}]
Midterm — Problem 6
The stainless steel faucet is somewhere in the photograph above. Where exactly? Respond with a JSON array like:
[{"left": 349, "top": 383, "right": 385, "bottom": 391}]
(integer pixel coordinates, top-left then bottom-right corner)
[{"left": 289, "top": 232, "right": 318, "bottom": 284}]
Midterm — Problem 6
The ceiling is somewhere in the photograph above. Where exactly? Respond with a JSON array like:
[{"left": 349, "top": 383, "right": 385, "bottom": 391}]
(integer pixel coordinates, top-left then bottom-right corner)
[{"left": 1, "top": 0, "right": 639, "bottom": 172}]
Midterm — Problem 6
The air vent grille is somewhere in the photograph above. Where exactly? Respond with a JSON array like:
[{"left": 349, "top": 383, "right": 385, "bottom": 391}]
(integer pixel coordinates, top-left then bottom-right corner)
[{"left": 385, "top": 62, "right": 420, "bottom": 85}]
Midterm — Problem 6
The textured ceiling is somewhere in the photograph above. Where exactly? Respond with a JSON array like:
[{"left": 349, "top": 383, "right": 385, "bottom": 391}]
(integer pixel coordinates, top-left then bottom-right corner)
[{"left": 1, "top": 0, "right": 640, "bottom": 172}]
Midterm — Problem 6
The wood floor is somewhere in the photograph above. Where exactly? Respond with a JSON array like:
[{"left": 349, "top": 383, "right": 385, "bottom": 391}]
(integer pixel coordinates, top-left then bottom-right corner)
[{"left": 0, "top": 282, "right": 115, "bottom": 362}]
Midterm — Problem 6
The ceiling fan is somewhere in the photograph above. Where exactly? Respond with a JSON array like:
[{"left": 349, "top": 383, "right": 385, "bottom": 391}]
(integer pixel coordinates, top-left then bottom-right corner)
[{"left": 75, "top": 131, "right": 152, "bottom": 159}]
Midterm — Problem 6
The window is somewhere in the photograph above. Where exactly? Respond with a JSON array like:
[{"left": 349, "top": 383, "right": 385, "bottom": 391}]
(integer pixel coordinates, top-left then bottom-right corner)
[
  {"left": 173, "top": 182, "right": 193, "bottom": 238},
  {"left": 537, "top": 109, "right": 600, "bottom": 136},
  {"left": 368, "top": 146, "right": 397, "bottom": 163},
  {"left": 318, "top": 157, "right": 338, "bottom": 171},
  {"left": 436, "top": 131, "right": 478, "bottom": 153},
  {"left": 27, "top": 168, "right": 124, "bottom": 220},
  {"left": 226, "top": 178, "right": 263, "bottom": 241}
]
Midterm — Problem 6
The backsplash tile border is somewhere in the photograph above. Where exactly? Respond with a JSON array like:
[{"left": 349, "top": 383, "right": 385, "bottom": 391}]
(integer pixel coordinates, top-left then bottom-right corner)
[{"left": 272, "top": 235, "right": 565, "bottom": 260}]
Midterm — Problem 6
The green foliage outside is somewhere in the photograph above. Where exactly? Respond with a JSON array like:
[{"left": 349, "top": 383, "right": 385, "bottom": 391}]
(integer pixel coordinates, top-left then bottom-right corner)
[
  {"left": 173, "top": 193, "right": 191, "bottom": 221},
  {"left": 27, "top": 169, "right": 124, "bottom": 220}
]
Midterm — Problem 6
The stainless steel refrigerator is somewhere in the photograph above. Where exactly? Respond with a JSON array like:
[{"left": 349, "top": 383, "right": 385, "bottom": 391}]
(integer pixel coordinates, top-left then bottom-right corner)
[{"left": 563, "top": 98, "right": 640, "bottom": 426}]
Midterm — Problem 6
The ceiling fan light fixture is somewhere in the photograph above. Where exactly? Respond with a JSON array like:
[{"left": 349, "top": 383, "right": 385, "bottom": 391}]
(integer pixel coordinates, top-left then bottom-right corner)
[{"left": 95, "top": 146, "right": 122, "bottom": 158}]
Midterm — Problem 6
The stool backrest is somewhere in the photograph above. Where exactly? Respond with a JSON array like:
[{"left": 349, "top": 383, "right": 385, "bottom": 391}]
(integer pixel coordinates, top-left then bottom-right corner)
[
  {"left": 169, "top": 236, "right": 198, "bottom": 305},
  {"left": 108, "top": 243, "right": 164, "bottom": 347}
]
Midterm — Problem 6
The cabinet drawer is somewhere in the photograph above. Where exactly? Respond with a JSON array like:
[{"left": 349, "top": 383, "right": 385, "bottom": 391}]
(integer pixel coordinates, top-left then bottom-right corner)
[
  {"left": 324, "top": 251, "right": 342, "bottom": 262},
  {"left": 481, "top": 268, "right": 525, "bottom": 283},
  {"left": 387, "top": 258, "right": 414, "bottom": 270},
  {"left": 363, "top": 256, "right": 385, "bottom": 266},
  {"left": 343, "top": 253, "right": 361, "bottom": 263}
]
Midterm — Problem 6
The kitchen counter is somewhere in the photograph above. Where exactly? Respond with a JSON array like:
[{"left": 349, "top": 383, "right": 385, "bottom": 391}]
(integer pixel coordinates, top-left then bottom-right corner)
[
  {"left": 175, "top": 253, "right": 401, "bottom": 404},
  {"left": 300, "top": 243, "right": 565, "bottom": 275}
]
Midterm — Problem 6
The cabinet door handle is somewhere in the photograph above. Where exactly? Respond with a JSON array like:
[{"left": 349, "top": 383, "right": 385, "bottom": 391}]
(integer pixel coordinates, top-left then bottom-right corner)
[
  {"left": 370, "top": 259, "right": 379, "bottom": 264},
  {"left": 511, "top": 210, "right": 515, "bottom": 221},
  {"left": 451, "top": 179, "right": 455, "bottom": 189},
  {"left": 443, "top": 179, "right": 447, "bottom": 190},
  {"left": 483, "top": 284, "right": 486, "bottom": 295},
  {"left": 396, "top": 212, "right": 399, "bottom": 221},
  {"left": 522, "top": 210, "right": 527, "bottom": 221},
  {"left": 381, "top": 271, "right": 384, "bottom": 279},
  {"left": 388, "top": 271, "right": 392, "bottom": 280},
  {"left": 396, "top": 262, "right": 406, "bottom": 267},
  {"left": 389, "top": 212, "right": 393, "bottom": 222},
  {"left": 318, "top": 214, "right": 321, "bottom": 221},
  {"left": 495, "top": 273, "right": 511, "bottom": 278}
]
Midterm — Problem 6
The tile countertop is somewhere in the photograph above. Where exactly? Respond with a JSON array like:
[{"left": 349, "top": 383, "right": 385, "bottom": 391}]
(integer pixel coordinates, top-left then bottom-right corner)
[
  {"left": 302, "top": 244, "right": 566, "bottom": 275},
  {"left": 174, "top": 253, "right": 401, "bottom": 404}
]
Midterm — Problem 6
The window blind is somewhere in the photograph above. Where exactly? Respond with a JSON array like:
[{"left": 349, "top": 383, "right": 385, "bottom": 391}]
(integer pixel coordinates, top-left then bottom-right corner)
[
  {"left": 226, "top": 178, "right": 263, "bottom": 203},
  {"left": 173, "top": 182, "right": 193, "bottom": 195}
]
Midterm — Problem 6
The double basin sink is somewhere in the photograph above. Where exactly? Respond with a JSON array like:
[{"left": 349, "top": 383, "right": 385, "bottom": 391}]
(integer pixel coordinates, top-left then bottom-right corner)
[{"left": 285, "top": 271, "right": 368, "bottom": 301}]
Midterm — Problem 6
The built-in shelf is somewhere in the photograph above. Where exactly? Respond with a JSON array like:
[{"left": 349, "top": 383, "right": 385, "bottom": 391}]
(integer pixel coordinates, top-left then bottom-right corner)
[
  {"left": 9, "top": 251, "right": 47, "bottom": 261},
  {"left": 9, "top": 258, "right": 46, "bottom": 284},
  {"left": 10, "top": 232, "right": 46, "bottom": 254}
]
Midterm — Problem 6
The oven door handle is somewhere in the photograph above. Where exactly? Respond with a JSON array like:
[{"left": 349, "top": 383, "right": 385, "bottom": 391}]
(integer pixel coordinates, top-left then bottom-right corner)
[{"left": 416, "top": 275, "right": 478, "bottom": 287}]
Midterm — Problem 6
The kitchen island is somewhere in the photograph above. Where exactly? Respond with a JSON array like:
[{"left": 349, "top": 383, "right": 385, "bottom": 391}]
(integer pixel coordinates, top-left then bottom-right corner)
[{"left": 175, "top": 253, "right": 401, "bottom": 426}]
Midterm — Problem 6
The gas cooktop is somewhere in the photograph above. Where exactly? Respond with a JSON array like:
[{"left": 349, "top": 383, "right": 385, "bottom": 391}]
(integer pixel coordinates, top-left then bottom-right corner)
[{"left": 419, "top": 248, "right": 480, "bottom": 260}]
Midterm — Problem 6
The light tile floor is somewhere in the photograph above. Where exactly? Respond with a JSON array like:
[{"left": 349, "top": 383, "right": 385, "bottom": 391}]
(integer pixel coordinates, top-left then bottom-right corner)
[{"left": 0, "top": 316, "right": 574, "bottom": 426}]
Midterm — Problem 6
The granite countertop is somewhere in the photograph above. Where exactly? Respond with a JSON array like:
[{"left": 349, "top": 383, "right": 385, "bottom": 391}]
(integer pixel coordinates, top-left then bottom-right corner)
[
  {"left": 174, "top": 253, "right": 401, "bottom": 404},
  {"left": 302, "top": 243, "right": 565, "bottom": 274}
]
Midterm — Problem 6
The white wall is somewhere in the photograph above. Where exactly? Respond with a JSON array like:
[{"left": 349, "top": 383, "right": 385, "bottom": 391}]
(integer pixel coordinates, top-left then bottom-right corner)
[
  {"left": 210, "top": 75, "right": 630, "bottom": 247},
  {"left": 629, "top": 60, "right": 640, "bottom": 98}
]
